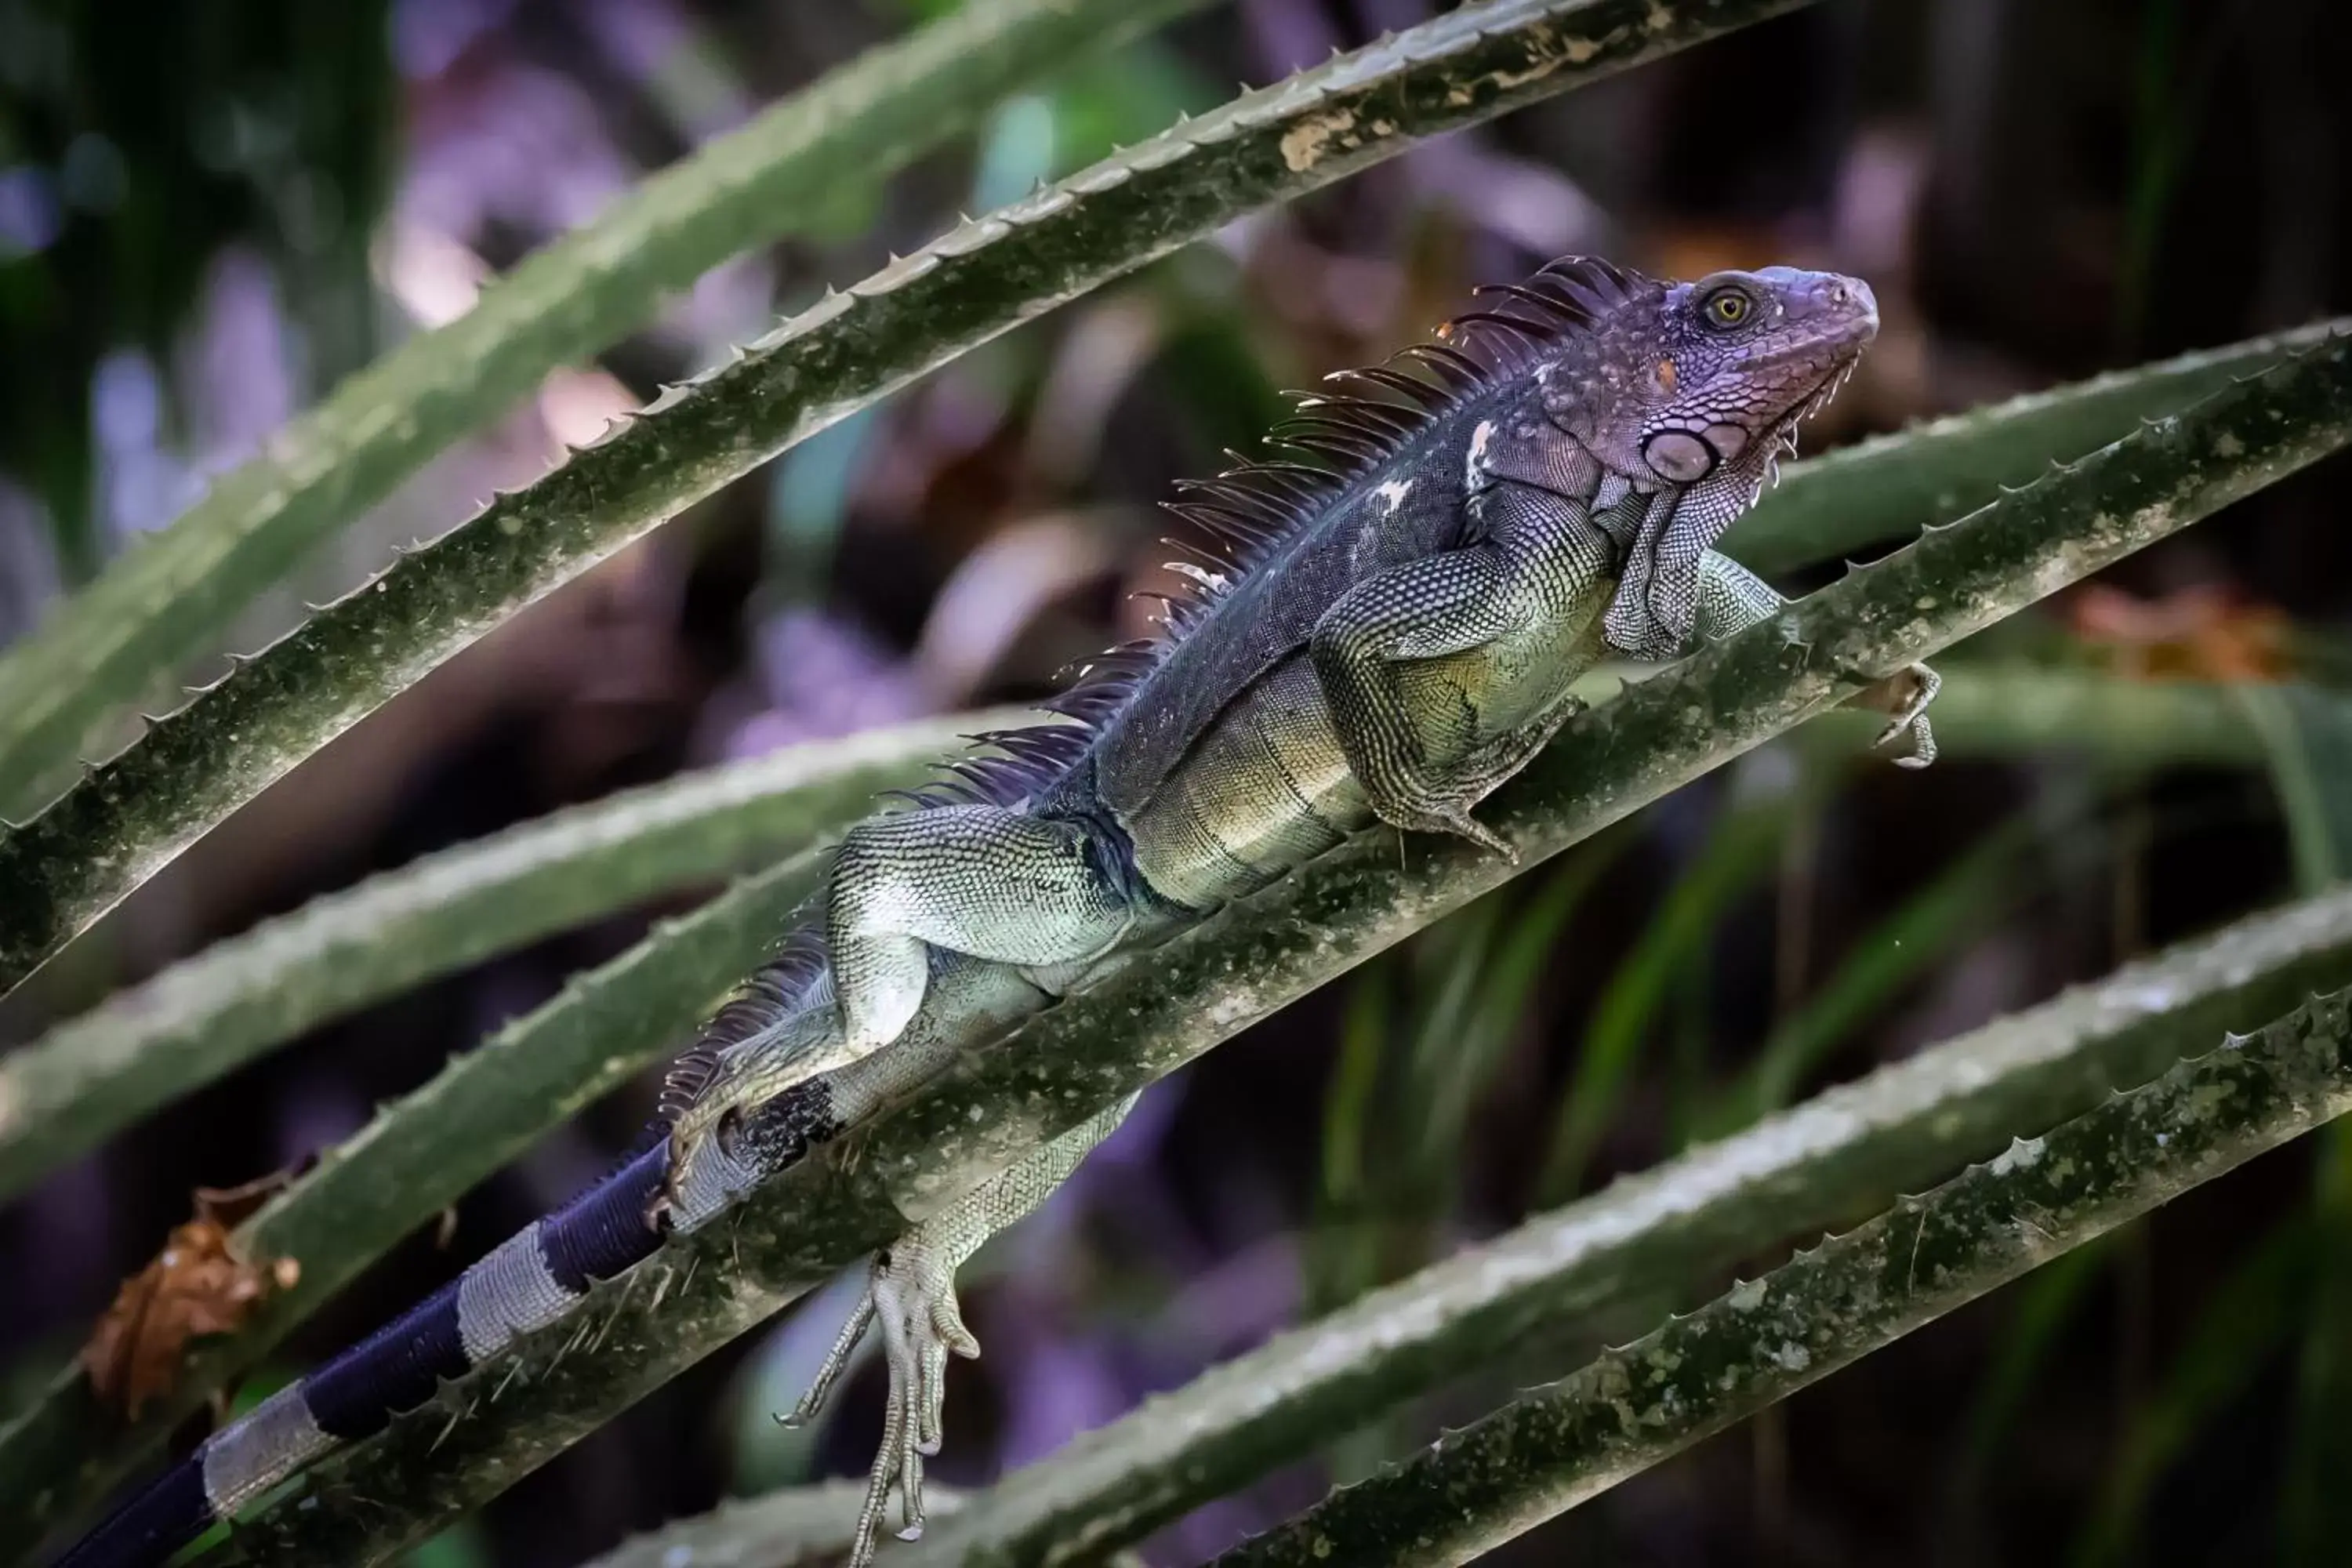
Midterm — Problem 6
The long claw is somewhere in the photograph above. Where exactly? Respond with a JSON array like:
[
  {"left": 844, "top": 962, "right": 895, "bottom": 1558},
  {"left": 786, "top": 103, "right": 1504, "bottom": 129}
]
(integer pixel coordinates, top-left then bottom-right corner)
[
  {"left": 1888, "top": 713, "right": 1937, "bottom": 769},
  {"left": 815, "top": 1243, "right": 982, "bottom": 1568},
  {"left": 896, "top": 1408, "right": 926, "bottom": 1539},
  {"left": 1853, "top": 662, "right": 1940, "bottom": 770},
  {"left": 848, "top": 1381, "right": 902, "bottom": 1568},
  {"left": 1363, "top": 699, "right": 1573, "bottom": 858},
  {"left": 916, "top": 1294, "right": 979, "bottom": 1454},
  {"left": 916, "top": 1338, "right": 947, "bottom": 1454},
  {"left": 1425, "top": 806, "right": 1515, "bottom": 858},
  {"left": 780, "top": 1291, "right": 876, "bottom": 1430},
  {"left": 934, "top": 1294, "right": 981, "bottom": 1360}
]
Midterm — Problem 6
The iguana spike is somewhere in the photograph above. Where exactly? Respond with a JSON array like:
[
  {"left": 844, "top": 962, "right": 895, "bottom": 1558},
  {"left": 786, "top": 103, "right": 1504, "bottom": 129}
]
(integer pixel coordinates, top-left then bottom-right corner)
[
  {"left": 1472, "top": 281, "right": 1598, "bottom": 328},
  {"left": 1274, "top": 430, "right": 1385, "bottom": 463},
  {"left": 1231, "top": 452, "right": 1325, "bottom": 477},
  {"left": 1271, "top": 416, "right": 1389, "bottom": 452},
  {"left": 1287, "top": 396, "right": 1420, "bottom": 441},
  {"left": 1398, "top": 341, "right": 1483, "bottom": 386},
  {"left": 919, "top": 252, "right": 1666, "bottom": 826},
  {"left": 1440, "top": 308, "right": 1555, "bottom": 347},
  {"left": 1329, "top": 363, "right": 1452, "bottom": 408}
]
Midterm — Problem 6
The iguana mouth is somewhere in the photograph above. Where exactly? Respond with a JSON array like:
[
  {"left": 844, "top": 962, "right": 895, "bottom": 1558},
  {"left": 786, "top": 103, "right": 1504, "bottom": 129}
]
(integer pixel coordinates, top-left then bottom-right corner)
[
  {"left": 1764, "top": 353, "right": 1862, "bottom": 487},
  {"left": 1802, "top": 354, "right": 1861, "bottom": 420}
]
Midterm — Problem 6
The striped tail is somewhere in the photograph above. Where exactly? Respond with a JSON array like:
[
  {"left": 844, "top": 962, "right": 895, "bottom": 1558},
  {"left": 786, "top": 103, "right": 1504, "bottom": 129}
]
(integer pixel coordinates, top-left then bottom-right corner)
[
  {"left": 53, "top": 1142, "right": 684, "bottom": 1568},
  {"left": 55, "top": 926, "right": 841, "bottom": 1568}
]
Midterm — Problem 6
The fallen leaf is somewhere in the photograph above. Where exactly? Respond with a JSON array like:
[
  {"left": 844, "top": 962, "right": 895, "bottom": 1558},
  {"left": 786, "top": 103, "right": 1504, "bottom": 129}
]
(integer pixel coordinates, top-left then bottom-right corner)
[
  {"left": 81, "top": 1174, "right": 302, "bottom": 1420},
  {"left": 2067, "top": 583, "right": 2294, "bottom": 683}
]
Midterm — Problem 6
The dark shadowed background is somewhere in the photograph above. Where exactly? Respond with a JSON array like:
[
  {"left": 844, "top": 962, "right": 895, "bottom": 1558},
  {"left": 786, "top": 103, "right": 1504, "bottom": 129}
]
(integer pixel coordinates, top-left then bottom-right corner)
[{"left": 4, "top": 1, "right": 2350, "bottom": 1564}]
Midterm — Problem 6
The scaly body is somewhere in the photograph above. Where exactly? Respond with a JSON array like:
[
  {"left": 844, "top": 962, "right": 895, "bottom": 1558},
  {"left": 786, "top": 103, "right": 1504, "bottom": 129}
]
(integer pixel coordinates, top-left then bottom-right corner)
[{"left": 56, "top": 257, "right": 1933, "bottom": 1568}]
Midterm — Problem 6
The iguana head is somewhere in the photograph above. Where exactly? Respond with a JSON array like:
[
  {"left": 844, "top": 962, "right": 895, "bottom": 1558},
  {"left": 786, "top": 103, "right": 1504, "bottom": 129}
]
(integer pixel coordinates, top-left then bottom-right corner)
[{"left": 1546, "top": 264, "right": 1877, "bottom": 486}]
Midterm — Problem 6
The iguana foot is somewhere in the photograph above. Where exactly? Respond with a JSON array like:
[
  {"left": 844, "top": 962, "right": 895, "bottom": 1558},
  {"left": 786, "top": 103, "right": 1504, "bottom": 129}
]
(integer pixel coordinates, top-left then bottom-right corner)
[
  {"left": 1375, "top": 799, "right": 1514, "bottom": 858},
  {"left": 1366, "top": 701, "right": 1579, "bottom": 859},
  {"left": 652, "top": 1011, "right": 844, "bottom": 1229},
  {"left": 648, "top": 1096, "right": 735, "bottom": 1228},
  {"left": 648, "top": 1044, "right": 797, "bottom": 1228},
  {"left": 787, "top": 1241, "right": 980, "bottom": 1568},
  {"left": 657, "top": 1042, "right": 848, "bottom": 1218},
  {"left": 1856, "top": 662, "right": 1940, "bottom": 769}
]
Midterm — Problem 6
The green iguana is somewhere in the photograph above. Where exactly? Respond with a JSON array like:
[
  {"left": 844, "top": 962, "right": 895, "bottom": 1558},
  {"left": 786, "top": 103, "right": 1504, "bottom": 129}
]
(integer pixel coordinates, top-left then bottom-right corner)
[{"left": 58, "top": 256, "right": 1933, "bottom": 1568}]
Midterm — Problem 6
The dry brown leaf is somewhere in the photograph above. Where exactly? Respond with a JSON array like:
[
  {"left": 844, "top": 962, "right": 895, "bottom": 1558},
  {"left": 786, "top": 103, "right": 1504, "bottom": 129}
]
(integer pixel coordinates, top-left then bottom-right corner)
[
  {"left": 80, "top": 1174, "right": 302, "bottom": 1419},
  {"left": 2067, "top": 583, "right": 2295, "bottom": 684}
]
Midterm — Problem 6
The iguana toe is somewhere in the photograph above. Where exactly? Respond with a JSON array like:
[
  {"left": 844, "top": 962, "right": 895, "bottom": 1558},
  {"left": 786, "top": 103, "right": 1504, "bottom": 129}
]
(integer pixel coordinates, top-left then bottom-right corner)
[
  {"left": 793, "top": 1240, "right": 980, "bottom": 1567},
  {"left": 1864, "top": 661, "right": 1940, "bottom": 768}
]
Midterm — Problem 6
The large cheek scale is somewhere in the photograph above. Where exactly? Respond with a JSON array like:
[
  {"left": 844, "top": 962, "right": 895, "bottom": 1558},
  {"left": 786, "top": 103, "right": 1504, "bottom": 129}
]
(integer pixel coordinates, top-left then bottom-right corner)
[{"left": 1641, "top": 428, "right": 1717, "bottom": 483}]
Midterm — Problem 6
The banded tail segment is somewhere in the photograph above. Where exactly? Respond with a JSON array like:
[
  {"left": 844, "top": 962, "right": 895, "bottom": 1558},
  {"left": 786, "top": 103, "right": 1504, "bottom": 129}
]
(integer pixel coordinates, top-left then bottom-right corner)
[
  {"left": 50, "top": 1109, "right": 803, "bottom": 1568},
  {"left": 46, "top": 713, "right": 1062, "bottom": 1567}
]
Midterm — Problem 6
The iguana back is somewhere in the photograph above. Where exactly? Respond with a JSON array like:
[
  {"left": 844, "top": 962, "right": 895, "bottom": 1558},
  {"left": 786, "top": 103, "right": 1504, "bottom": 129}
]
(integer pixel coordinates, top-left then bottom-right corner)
[{"left": 1064, "top": 258, "right": 1653, "bottom": 826}]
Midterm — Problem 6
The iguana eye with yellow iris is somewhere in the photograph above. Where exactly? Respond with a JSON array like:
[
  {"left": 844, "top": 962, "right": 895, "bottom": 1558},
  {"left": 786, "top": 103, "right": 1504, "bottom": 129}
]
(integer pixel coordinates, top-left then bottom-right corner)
[{"left": 1702, "top": 286, "right": 1752, "bottom": 328}]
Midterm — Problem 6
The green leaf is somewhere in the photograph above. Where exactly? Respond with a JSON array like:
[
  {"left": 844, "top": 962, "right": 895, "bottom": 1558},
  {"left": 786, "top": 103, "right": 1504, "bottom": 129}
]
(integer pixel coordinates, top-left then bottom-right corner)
[
  {"left": 0, "top": 0, "right": 1207, "bottom": 817},
  {"left": 0, "top": 710, "right": 1023, "bottom": 1203},
  {"left": 1536, "top": 789, "right": 1801, "bottom": 1203},
  {"left": 2072, "top": 1214, "right": 2311, "bottom": 1566},
  {"left": 1725, "top": 318, "right": 2349, "bottom": 576},
  {"left": 1714, "top": 811, "right": 2049, "bottom": 1131},
  {"left": 0, "top": 0, "right": 1818, "bottom": 999},
  {"left": 1413, "top": 845, "right": 1622, "bottom": 1175},
  {"left": 902, "top": 889, "right": 2352, "bottom": 1568},
  {"left": 1208, "top": 989, "right": 2352, "bottom": 1568},
  {"left": 1954, "top": 1232, "right": 2116, "bottom": 1486},
  {"left": 1311, "top": 956, "right": 1412, "bottom": 1316},
  {"left": 2282, "top": 1123, "right": 2352, "bottom": 1562},
  {"left": 194, "top": 310, "right": 2352, "bottom": 1567},
  {"left": 1310, "top": 844, "right": 1619, "bottom": 1319},
  {"left": 574, "top": 1482, "right": 1149, "bottom": 1568},
  {"left": 2232, "top": 683, "right": 2352, "bottom": 895},
  {"left": 581, "top": 1483, "right": 938, "bottom": 1568}
]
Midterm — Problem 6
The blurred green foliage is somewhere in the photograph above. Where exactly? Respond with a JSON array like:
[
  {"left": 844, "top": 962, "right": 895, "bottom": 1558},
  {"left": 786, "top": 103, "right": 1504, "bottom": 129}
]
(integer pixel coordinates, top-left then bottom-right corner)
[{"left": 0, "top": 0, "right": 390, "bottom": 578}]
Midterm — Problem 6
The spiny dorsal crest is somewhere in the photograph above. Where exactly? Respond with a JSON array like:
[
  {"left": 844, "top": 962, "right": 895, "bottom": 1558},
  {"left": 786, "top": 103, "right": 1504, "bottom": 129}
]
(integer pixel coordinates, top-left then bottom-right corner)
[
  {"left": 683, "top": 258, "right": 1656, "bottom": 1054},
  {"left": 898, "top": 256, "right": 1653, "bottom": 811},
  {"left": 659, "top": 924, "right": 830, "bottom": 1124},
  {"left": 1159, "top": 254, "right": 1647, "bottom": 601}
]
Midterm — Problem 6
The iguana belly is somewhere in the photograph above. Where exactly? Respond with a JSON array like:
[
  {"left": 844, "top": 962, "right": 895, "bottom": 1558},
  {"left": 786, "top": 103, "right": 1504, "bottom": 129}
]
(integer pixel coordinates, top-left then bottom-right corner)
[
  {"left": 1119, "top": 574, "right": 1610, "bottom": 911},
  {"left": 1120, "top": 653, "right": 1367, "bottom": 910}
]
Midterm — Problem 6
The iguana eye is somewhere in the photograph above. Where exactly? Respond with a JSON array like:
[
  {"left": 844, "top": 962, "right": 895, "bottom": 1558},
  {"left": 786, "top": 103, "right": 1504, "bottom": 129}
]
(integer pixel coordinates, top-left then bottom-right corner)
[{"left": 1702, "top": 286, "right": 1752, "bottom": 329}]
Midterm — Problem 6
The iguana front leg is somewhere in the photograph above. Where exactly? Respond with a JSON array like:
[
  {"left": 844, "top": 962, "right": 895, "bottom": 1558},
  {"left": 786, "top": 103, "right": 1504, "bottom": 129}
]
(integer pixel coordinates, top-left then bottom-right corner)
[
  {"left": 790, "top": 1094, "right": 1140, "bottom": 1568},
  {"left": 1603, "top": 453, "right": 1771, "bottom": 661},
  {"left": 1308, "top": 481, "right": 1613, "bottom": 855},
  {"left": 1691, "top": 550, "right": 1939, "bottom": 766}
]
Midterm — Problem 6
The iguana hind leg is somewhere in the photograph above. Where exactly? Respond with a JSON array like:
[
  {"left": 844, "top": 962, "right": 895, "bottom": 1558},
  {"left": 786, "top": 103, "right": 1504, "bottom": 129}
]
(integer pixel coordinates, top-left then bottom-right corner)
[
  {"left": 1398, "top": 700, "right": 1581, "bottom": 861},
  {"left": 791, "top": 1094, "right": 1138, "bottom": 1568},
  {"left": 1309, "top": 481, "right": 1613, "bottom": 855},
  {"left": 827, "top": 804, "right": 1135, "bottom": 1061}
]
